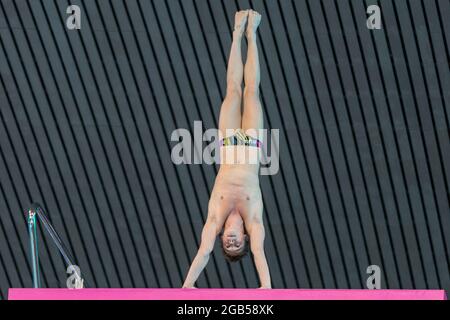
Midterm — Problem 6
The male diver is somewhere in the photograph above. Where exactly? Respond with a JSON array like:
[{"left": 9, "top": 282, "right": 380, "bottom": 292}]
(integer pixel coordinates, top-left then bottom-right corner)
[{"left": 183, "top": 10, "right": 271, "bottom": 289}]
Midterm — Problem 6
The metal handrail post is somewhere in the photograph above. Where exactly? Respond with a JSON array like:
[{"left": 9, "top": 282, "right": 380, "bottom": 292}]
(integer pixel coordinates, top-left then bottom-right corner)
[{"left": 28, "top": 208, "right": 40, "bottom": 288}]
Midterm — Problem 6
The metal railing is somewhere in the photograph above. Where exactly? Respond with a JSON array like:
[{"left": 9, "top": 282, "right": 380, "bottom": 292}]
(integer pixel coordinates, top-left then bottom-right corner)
[{"left": 27, "top": 203, "right": 85, "bottom": 288}]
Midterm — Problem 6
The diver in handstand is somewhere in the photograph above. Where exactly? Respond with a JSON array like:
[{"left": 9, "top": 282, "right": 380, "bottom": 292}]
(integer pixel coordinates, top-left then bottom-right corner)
[{"left": 183, "top": 9, "right": 271, "bottom": 289}]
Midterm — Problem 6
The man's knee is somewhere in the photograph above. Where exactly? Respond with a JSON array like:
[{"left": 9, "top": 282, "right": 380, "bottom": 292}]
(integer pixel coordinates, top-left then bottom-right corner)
[
  {"left": 226, "top": 81, "right": 242, "bottom": 99},
  {"left": 244, "top": 85, "right": 259, "bottom": 100}
]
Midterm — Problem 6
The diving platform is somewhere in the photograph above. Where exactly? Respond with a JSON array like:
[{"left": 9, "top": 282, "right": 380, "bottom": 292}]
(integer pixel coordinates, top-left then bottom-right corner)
[{"left": 7, "top": 288, "right": 447, "bottom": 300}]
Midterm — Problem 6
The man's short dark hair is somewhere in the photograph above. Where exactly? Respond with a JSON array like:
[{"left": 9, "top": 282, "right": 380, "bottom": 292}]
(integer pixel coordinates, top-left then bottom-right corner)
[{"left": 220, "top": 235, "right": 250, "bottom": 263}]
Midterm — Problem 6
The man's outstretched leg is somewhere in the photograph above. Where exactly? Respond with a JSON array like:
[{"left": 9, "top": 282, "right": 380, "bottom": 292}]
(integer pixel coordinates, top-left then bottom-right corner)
[
  {"left": 218, "top": 10, "right": 248, "bottom": 140},
  {"left": 241, "top": 12, "right": 270, "bottom": 287},
  {"left": 242, "top": 9, "right": 263, "bottom": 169},
  {"left": 242, "top": 10, "right": 263, "bottom": 137}
]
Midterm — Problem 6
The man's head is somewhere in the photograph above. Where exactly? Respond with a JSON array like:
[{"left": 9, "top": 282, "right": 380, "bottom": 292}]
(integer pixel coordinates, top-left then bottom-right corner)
[{"left": 221, "top": 212, "right": 249, "bottom": 262}]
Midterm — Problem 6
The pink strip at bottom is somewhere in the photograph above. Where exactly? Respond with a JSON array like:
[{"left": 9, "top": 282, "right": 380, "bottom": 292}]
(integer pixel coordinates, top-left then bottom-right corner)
[{"left": 7, "top": 288, "right": 447, "bottom": 300}]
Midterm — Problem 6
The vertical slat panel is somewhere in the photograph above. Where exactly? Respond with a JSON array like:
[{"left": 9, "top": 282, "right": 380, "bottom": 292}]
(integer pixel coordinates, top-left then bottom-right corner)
[{"left": 0, "top": 0, "right": 448, "bottom": 297}]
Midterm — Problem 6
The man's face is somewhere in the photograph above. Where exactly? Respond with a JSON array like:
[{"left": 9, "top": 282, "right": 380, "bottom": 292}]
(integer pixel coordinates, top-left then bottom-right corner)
[{"left": 222, "top": 229, "right": 246, "bottom": 254}]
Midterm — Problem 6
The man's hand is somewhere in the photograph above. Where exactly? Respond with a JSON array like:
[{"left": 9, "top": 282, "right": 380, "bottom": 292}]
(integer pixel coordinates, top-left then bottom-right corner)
[{"left": 182, "top": 216, "right": 218, "bottom": 288}]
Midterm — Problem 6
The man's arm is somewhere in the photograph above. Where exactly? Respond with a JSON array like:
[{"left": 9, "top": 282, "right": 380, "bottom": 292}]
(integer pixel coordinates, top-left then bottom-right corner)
[
  {"left": 249, "top": 219, "right": 271, "bottom": 288},
  {"left": 182, "top": 216, "right": 217, "bottom": 288}
]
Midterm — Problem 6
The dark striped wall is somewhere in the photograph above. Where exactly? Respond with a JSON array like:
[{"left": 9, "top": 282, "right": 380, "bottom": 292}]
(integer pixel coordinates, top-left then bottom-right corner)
[{"left": 0, "top": 0, "right": 449, "bottom": 298}]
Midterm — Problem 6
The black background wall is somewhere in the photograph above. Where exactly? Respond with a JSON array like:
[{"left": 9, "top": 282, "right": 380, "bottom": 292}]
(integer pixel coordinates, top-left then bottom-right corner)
[{"left": 0, "top": 0, "right": 449, "bottom": 299}]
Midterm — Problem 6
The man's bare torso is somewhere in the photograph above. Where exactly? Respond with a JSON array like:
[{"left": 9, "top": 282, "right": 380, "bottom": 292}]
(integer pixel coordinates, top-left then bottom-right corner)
[{"left": 208, "top": 162, "right": 263, "bottom": 233}]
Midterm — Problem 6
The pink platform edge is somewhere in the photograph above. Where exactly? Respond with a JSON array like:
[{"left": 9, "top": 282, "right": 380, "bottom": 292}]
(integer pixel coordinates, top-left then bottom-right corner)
[{"left": 7, "top": 288, "right": 447, "bottom": 300}]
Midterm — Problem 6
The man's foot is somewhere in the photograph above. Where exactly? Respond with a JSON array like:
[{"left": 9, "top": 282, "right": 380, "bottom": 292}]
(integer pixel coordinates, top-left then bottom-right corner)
[
  {"left": 234, "top": 10, "right": 248, "bottom": 37},
  {"left": 246, "top": 9, "right": 261, "bottom": 39}
]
